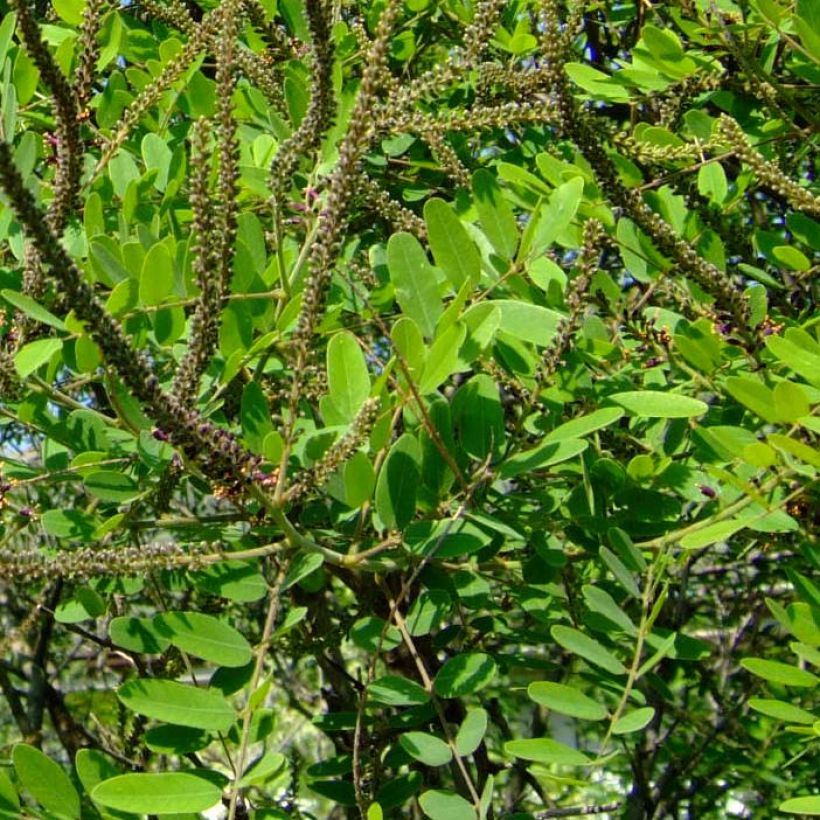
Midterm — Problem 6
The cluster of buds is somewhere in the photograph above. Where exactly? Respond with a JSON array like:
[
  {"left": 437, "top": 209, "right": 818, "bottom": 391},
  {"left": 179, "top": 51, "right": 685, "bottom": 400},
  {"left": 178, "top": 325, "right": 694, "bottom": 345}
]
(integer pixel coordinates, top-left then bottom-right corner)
[
  {"left": 357, "top": 173, "right": 427, "bottom": 240},
  {"left": 0, "top": 541, "right": 208, "bottom": 583},
  {"left": 288, "top": 398, "right": 380, "bottom": 501},
  {"left": 538, "top": 219, "right": 603, "bottom": 384},
  {"left": 269, "top": 0, "right": 334, "bottom": 202},
  {"left": 293, "top": 0, "right": 401, "bottom": 349},
  {"left": 716, "top": 116, "right": 820, "bottom": 217},
  {"left": 74, "top": 0, "right": 105, "bottom": 109}
]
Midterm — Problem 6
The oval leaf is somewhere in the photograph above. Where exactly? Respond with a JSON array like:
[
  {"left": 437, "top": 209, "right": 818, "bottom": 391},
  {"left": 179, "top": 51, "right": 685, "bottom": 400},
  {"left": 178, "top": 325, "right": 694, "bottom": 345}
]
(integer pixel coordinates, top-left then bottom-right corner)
[
  {"left": 608, "top": 391, "right": 708, "bottom": 418},
  {"left": 117, "top": 678, "right": 236, "bottom": 731},
  {"left": 327, "top": 330, "right": 370, "bottom": 422},
  {"left": 387, "top": 231, "right": 442, "bottom": 338},
  {"left": 780, "top": 796, "right": 820, "bottom": 815},
  {"left": 154, "top": 611, "right": 252, "bottom": 667},
  {"left": 504, "top": 737, "right": 590, "bottom": 766},
  {"left": 425, "top": 198, "right": 481, "bottom": 288},
  {"left": 91, "top": 773, "right": 221, "bottom": 815},
  {"left": 527, "top": 682, "right": 608, "bottom": 721},
  {"left": 419, "top": 790, "right": 476, "bottom": 820},
  {"left": 13, "top": 744, "right": 80, "bottom": 819},
  {"left": 434, "top": 652, "right": 497, "bottom": 697},
  {"left": 110, "top": 616, "right": 170, "bottom": 654},
  {"left": 375, "top": 433, "right": 420, "bottom": 530},
  {"left": 399, "top": 732, "right": 453, "bottom": 766},
  {"left": 455, "top": 708, "right": 488, "bottom": 756},
  {"left": 748, "top": 698, "right": 816, "bottom": 725},
  {"left": 741, "top": 658, "right": 818, "bottom": 688},
  {"left": 551, "top": 625, "right": 627, "bottom": 675},
  {"left": 612, "top": 706, "right": 655, "bottom": 734}
]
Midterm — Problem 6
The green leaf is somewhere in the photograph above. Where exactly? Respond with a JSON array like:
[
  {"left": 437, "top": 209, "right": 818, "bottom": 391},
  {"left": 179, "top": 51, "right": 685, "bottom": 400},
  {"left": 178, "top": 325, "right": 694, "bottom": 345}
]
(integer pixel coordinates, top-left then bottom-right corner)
[
  {"left": 13, "top": 743, "right": 81, "bottom": 819},
  {"left": 527, "top": 682, "right": 608, "bottom": 721},
  {"left": 523, "top": 177, "right": 585, "bottom": 259},
  {"left": 117, "top": 678, "right": 236, "bottom": 731},
  {"left": 327, "top": 330, "right": 370, "bottom": 421},
  {"left": 583, "top": 585, "right": 637, "bottom": 635},
  {"left": 679, "top": 519, "right": 749, "bottom": 549},
  {"left": 141, "top": 133, "right": 173, "bottom": 191},
  {"left": 455, "top": 708, "right": 488, "bottom": 756},
  {"left": 697, "top": 162, "right": 727, "bottom": 204},
  {"left": 612, "top": 706, "right": 655, "bottom": 734},
  {"left": 780, "top": 796, "right": 820, "bottom": 815},
  {"left": 109, "top": 616, "right": 170, "bottom": 653},
  {"left": 14, "top": 337, "right": 62, "bottom": 377},
  {"left": 766, "top": 334, "right": 820, "bottom": 387},
  {"left": 83, "top": 471, "right": 141, "bottom": 502},
  {"left": 342, "top": 450, "right": 376, "bottom": 508},
  {"left": 608, "top": 391, "right": 708, "bottom": 418},
  {"left": 452, "top": 373, "right": 505, "bottom": 459},
  {"left": 387, "top": 231, "right": 442, "bottom": 338},
  {"left": 377, "top": 772, "right": 423, "bottom": 809},
  {"left": 748, "top": 698, "right": 816, "bottom": 724},
  {"left": 768, "top": 433, "right": 820, "bottom": 468},
  {"left": 2, "top": 289, "right": 66, "bottom": 330},
  {"left": 91, "top": 773, "right": 221, "bottom": 815},
  {"left": 55, "top": 587, "right": 106, "bottom": 623},
  {"left": 599, "top": 547, "right": 640, "bottom": 598},
  {"left": 369, "top": 675, "right": 430, "bottom": 706},
  {"left": 424, "top": 198, "right": 481, "bottom": 288},
  {"left": 551, "top": 625, "right": 627, "bottom": 675},
  {"left": 0, "top": 13, "right": 17, "bottom": 68},
  {"left": 544, "top": 408, "right": 624, "bottom": 442},
  {"left": 504, "top": 737, "right": 590, "bottom": 766},
  {"left": 406, "top": 590, "right": 452, "bottom": 637},
  {"left": 741, "top": 658, "right": 818, "bottom": 688},
  {"left": 194, "top": 561, "right": 268, "bottom": 602},
  {"left": 724, "top": 377, "right": 779, "bottom": 423},
  {"left": 241, "top": 381, "right": 274, "bottom": 453},
  {"left": 139, "top": 242, "right": 175, "bottom": 306},
  {"left": 75, "top": 749, "right": 120, "bottom": 802},
  {"left": 109, "top": 150, "right": 140, "bottom": 198},
  {"left": 499, "top": 438, "right": 588, "bottom": 479},
  {"left": 375, "top": 433, "right": 420, "bottom": 530},
  {"left": 472, "top": 168, "right": 518, "bottom": 259},
  {"left": 53, "top": 0, "right": 86, "bottom": 25},
  {"left": 773, "top": 381, "right": 810, "bottom": 422},
  {"left": 238, "top": 750, "right": 287, "bottom": 786},
  {"left": 154, "top": 611, "right": 253, "bottom": 667},
  {"left": 0, "top": 769, "right": 19, "bottom": 815},
  {"left": 418, "top": 322, "right": 466, "bottom": 393},
  {"left": 144, "top": 725, "right": 212, "bottom": 754},
  {"left": 282, "top": 551, "right": 324, "bottom": 590},
  {"left": 564, "top": 63, "right": 630, "bottom": 101},
  {"left": 399, "top": 732, "right": 453, "bottom": 766},
  {"left": 608, "top": 528, "right": 647, "bottom": 572},
  {"left": 350, "top": 616, "right": 402, "bottom": 652},
  {"left": 41, "top": 509, "right": 97, "bottom": 540},
  {"left": 419, "top": 790, "right": 477, "bottom": 820},
  {"left": 434, "top": 652, "right": 497, "bottom": 697},
  {"left": 391, "top": 316, "right": 426, "bottom": 376}
]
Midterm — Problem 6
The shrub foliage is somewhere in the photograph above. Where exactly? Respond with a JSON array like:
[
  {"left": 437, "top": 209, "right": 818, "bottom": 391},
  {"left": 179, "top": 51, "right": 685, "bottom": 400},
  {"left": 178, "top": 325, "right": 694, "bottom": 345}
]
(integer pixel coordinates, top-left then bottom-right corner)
[{"left": 0, "top": 0, "right": 818, "bottom": 817}]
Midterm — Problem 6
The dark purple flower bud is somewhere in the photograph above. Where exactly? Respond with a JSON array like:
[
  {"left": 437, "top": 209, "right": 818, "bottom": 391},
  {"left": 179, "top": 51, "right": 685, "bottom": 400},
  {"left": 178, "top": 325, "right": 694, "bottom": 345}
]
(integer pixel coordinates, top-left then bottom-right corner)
[
  {"left": 700, "top": 485, "right": 717, "bottom": 499},
  {"left": 152, "top": 428, "right": 170, "bottom": 442},
  {"left": 18, "top": 506, "right": 33, "bottom": 518}
]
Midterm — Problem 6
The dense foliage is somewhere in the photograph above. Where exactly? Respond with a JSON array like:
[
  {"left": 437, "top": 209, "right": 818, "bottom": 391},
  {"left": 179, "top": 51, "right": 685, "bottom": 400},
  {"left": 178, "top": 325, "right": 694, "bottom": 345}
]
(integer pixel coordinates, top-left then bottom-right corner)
[{"left": 0, "top": 0, "right": 818, "bottom": 817}]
